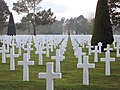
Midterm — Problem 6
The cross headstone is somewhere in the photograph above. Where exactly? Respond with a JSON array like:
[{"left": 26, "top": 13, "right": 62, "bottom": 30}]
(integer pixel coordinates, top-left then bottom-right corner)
[
  {"left": 46, "top": 42, "right": 50, "bottom": 57},
  {"left": 6, "top": 48, "right": 19, "bottom": 70},
  {"left": 0, "top": 44, "right": 7, "bottom": 63},
  {"left": 51, "top": 49, "right": 65, "bottom": 73},
  {"left": 16, "top": 41, "right": 22, "bottom": 56},
  {"left": 77, "top": 56, "right": 95, "bottom": 85},
  {"left": 18, "top": 53, "right": 34, "bottom": 81},
  {"left": 101, "top": 51, "right": 115, "bottom": 76},
  {"left": 116, "top": 42, "right": 120, "bottom": 57},
  {"left": 98, "top": 42, "right": 102, "bottom": 53},
  {"left": 38, "top": 62, "right": 62, "bottom": 90},
  {"left": 10, "top": 39, "right": 16, "bottom": 52},
  {"left": 24, "top": 43, "right": 33, "bottom": 60},
  {"left": 35, "top": 46, "right": 46, "bottom": 65},
  {"left": 104, "top": 44, "right": 113, "bottom": 52},
  {"left": 86, "top": 42, "right": 93, "bottom": 55},
  {"left": 92, "top": 46, "right": 100, "bottom": 62},
  {"left": 76, "top": 47, "right": 86, "bottom": 63}
]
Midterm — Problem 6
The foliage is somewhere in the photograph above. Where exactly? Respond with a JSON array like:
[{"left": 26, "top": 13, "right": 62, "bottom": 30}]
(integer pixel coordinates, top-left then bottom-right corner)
[
  {"left": 35, "top": 8, "right": 56, "bottom": 25},
  {"left": 0, "top": 0, "right": 10, "bottom": 35},
  {"left": 7, "top": 12, "right": 16, "bottom": 36},
  {"left": 13, "top": 0, "right": 42, "bottom": 14},
  {"left": 65, "top": 15, "right": 92, "bottom": 34},
  {"left": 16, "top": 8, "right": 56, "bottom": 34},
  {"left": 108, "top": 0, "right": 120, "bottom": 30},
  {"left": 91, "top": 0, "right": 114, "bottom": 51},
  {"left": 13, "top": 0, "right": 42, "bottom": 35}
]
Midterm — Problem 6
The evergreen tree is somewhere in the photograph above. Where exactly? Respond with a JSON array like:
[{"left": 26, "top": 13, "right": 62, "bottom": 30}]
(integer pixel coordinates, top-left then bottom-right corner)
[
  {"left": 0, "top": 0, "right": 10, "bottom": 35},
  {"left": 109, "top": 0, "right": 120, "bottom": 30},
  {"left": 91, "top": 0, "right": 114, "bottom": 51},
  {"left": 7, "top": 12, "right": 16, "bottom": 36}
]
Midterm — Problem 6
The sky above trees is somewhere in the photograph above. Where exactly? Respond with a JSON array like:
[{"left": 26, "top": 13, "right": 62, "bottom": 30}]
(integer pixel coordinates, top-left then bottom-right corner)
[{"left": 5, "top": 0, "right": 98, "bottom": 23}]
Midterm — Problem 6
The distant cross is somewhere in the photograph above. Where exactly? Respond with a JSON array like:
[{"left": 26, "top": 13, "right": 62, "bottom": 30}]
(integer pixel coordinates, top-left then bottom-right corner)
[
  {"left": 104, "top": 44, "right": 113, "bottom": 53},
  {"left": 77, "top": 56, "right": 95, "bottom": 85},
  {"left": 45, "top": 42, "right": 50, "bottom": 57},
  {"left": 76, "top": 47, "right": 86, "bottom": 63},
  {"left": 35, "top": 46, "right": 46, "bottom": 65},
  {"left": 86, "top": 42, "right": 93, "bottom": 55},
  {"left": 24, "top": 43, "right": 33, "bottom": 60},
  {"left": 10, "top": 39, "right": 16, "bottom": 52},
  {"left": 0, "top": 44, "right": 7, "bottom": 63},
  {"left": 7, "top": 48, "right": 19, "bottom": 70},
  {"left": 18, "top": 53, "right": 34, "bottom": 81},
  {"left": 60, "top": 45, "right": 64, "bottom": 55},
  {"left": 92, "top": 46, "right": 100, "bottom": 62},
  {"left": 38, "top": 62, "right": 62, "bottom": 90},
  {"left": 98, "top": 42, "right": 102, "bottom": 53},
  {"left": 6, "top": 41, "right": 10, "bottom": 53},
  {"left": 16, "top": 41, "right": 22, "bottom": 56},
  {"left": 116, "top": 42, "right": 120, "bottom": 57},
  {"left": 101, "top": 51, "right": 115, "bottom": 76},
  {"left": 51, "top": 49, "right": 65, "bottom": 73}
]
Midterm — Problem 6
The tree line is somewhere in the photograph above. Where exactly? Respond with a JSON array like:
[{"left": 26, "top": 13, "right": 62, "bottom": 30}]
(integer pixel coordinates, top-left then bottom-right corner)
[{"left": 0, "top": 0, "right": 119, "bottom": 35}]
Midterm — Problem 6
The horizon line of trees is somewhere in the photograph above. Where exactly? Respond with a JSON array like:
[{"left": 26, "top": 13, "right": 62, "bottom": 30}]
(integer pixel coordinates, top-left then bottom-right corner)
[{"left": 0, "top": 0, "right": 119, "bottom": 35}]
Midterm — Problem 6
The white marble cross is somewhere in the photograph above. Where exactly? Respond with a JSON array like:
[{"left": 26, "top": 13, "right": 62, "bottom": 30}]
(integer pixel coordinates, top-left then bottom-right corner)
[
  {"left": 59, "top": 45, "right": 65, "bottom": 55},
  {"left": 116, "top": 42, "right": 120, "bottom": 57},
  {"left": 92, "top": 46, "right": 100, "bottom": 62},
  {"left": 104, "top": 44, "right": 113, "bottom": 52},
  {"left": 46, "top": 42, "right": 50, "bottom": 57},
  {"left": 10, "top": 39, "right": 16, "bottom": 52},
  {"left": 35, "top": 46, "right": 46, "bottom": 65},
  {"left": 86, "top": 42, "right": 93, "bottom": 55},
  {"left": 0, "top": 44, "right": 7, "bottom": 63},
  {"left": 24, "top": 43, "right": 33, "bottom": 60},
  {"left": 76, "top": 47, "right": 86, "bottom": 63},
  {"left": 51, "top": 49, "right": 65, "bottom": 73},
  {"left": 98, "top": 42, "right": 102, "bottom": 53},
  {"left": 101, "top": 51, "right": 115, "bottom": 76},
  {"left": 77, "top": 56, "right": 95, "bottom": 85},
  {"left": 38, "top": 62, "right": 62, "bottom": 90},
  {"left": 16, "top": 41, "right": 22, "bottom": 56},
  {"left": 6, "top": 48, "right": 19, "bottom": 70},
  {"left": 18, "top": 53, "right": 34, "bottom": 81}
]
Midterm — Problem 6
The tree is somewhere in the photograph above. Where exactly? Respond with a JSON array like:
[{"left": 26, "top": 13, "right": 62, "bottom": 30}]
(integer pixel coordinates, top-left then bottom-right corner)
[
  {"left": 35, "top": 8, "right": 56, "bottom": 25},
  {"left": 13, "top": 0, "right": 42, "bottom": 35},
  {"left": 109, "top": 0, "right": 120, "bottom": 30},
  {"left": 17, "top": 8, "right": 56, "bottom": 34},
  {"left": 91, "top": 0, "right": 114, "bottom": 51},
  {"left": 0, "top": 0, "right": 10, "bottom": 35},
  {"left": 7, "top": 12, "right": 16, "bottom": 36}
]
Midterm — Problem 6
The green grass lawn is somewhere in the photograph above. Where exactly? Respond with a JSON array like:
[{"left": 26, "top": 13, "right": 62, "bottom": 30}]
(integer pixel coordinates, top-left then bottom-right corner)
[{"left": 0, "top": 37, "right": 120, "bottom": 90}]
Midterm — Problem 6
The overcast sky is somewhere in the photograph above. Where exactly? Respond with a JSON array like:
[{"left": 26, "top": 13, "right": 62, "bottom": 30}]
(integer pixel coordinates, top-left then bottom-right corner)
[{"left": 5, "top": 0, "right": 98, "bottom": 23}]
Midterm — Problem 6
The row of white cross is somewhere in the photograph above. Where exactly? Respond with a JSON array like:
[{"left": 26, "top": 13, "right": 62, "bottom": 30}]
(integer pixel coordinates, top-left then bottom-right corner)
[
  {"left": 70, "top": 35, "right": 118, "bottom": 85},
  {"left": 0, "top": 35, "right": 68, "bottom": 90},
  {"left": 0, "top": 35, "right": 120, "bottom": 90}
]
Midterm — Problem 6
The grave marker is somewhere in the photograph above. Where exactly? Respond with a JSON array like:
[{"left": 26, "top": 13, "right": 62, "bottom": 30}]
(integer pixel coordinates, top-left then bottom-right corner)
[
  {"left": 0, "top": 44, "right": 7, "bottom": 63},
  {"left": 98, "top": 42, "right": 102, "bottom": 53},
  {"left": 86, "top": 42, "right": 93, "bottom": 55},
  {"left": 76, "top": 47, "right": 86, "bottom": 63},
  {"left": 92, "top": 46, "right": 99, "bottom": 62},
  {"left": 24, "top": 43, "right": 33, "bottom": 60},
  {"left": 35, "top": 46, "right": 46, "bottom": 65},
  {"left": 18, "top": 53, "right": 34, "bottom": 81},
  {"left": 7, "top": 48, "right": 19, "bottom": 70},
  {"left": 38, "top": 62, "right": 61, "bottom": 90},
  {"left": 51, "top": 49, "right": 65, "bottom": 73},
  {"left": 77, "top": 56, "right": 95, "bottom": 85},
  {"left": 101, "top": 51, "right": 115, "bottom": 76}
]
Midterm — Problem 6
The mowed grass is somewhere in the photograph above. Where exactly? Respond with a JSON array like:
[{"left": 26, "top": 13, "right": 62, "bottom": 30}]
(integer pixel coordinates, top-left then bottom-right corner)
[{"left": 0, "top": 37, "right": 120, "bottom": 90}]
